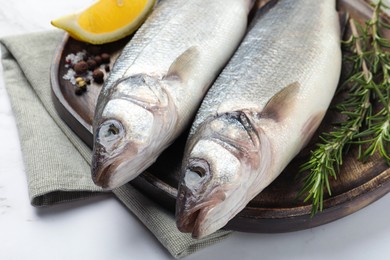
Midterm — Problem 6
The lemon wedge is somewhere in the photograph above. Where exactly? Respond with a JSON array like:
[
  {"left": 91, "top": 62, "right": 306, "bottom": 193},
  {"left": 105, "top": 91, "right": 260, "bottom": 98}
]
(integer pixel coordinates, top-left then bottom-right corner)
[{"left": 51, "top": 0, "right": 156, "bottom": 44}]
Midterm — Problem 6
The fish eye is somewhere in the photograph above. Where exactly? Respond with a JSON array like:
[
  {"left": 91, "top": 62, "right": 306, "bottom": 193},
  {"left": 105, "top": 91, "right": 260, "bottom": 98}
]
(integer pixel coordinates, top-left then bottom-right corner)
[
  {"left": 98, "top": 119, "right": 124, "bottom": 142},
  {"left": 106, "top": 123, "right": 119, "bottom": 137},
  {"left": 184, "top": 158, "right": 210, "bottom": 184},
  {"left": 189, "top": 166, "right": 206, "bottom": 178}
]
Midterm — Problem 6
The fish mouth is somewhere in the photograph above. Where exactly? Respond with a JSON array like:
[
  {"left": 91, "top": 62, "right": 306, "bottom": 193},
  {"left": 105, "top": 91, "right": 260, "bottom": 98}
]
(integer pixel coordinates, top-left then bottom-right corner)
[
  {"left": 92, "top": 163, "right": 113, "bottom": 189},
  {"left": 91, "top": 141, "right": 121, "bottom": 189},
  {"left": 176, "top": 201, "right": 219, "bottom": 238},
  {"left": 91, "top": 150, "right": 132, "bottom": 190},
  {"left": 176, "top": 190, "right": 225, "bottom": 239},
  {"left": 91, "top": 154, "right": 116, "bottom": 189},
  {"left": 92, "top": 140, "right": 151, "bottom": 189}
]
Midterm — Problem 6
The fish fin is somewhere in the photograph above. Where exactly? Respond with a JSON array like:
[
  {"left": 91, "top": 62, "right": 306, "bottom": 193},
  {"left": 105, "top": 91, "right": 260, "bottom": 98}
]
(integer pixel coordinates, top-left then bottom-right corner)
[
  {"left": 261, "top": 81, "right": 300, "bottom": 121},
  {"left": 300, "top": 110, "right": 326, "bottom": 148},
  {"left": 165, "top": 46, "right": 200, "bottom": 82}
]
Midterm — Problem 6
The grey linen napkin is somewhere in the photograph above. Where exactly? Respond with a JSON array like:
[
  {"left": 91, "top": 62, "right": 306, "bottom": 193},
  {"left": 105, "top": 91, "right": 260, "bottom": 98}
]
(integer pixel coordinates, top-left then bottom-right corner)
[{"left": 0, "top": 30, "right": 231, "bottom": 259}]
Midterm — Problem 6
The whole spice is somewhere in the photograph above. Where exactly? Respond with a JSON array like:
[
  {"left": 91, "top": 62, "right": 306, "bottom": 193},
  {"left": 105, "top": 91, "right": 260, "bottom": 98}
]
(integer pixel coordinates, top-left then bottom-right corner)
[
  {"left": 87, "top": 59, "right": 97, "bottom": 70},
  {"left": 63, "top": 48, "right": 113, "bottom": 91},
  {"left": 75, "top": 77, "right": 84, "bottom": 84},
  {"left": 74, "top": 61, "right": 88, "bottom": 74},
  {"left": 93, "top": 69, "right": 104, "bottom": 84},
  {"left": 75, "top": 87, "right": 84, "bottom": 95},
  {"left": 101, "top": 53, "right": 110, "bottom": 63},
  {"left": 77, "top": 79, "right": 87, "bottom": 89},
  {"left": 94, "top": 55, "right": 103, "bottom": 66}
]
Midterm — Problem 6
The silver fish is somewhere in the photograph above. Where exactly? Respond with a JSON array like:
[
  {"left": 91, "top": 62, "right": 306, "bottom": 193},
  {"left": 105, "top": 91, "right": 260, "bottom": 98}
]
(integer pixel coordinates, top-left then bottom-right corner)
[
  {"left": 91, "top": 0, "right": 254, "bottom": 189},
  {"left": 176, "top": 0, "right": 342, "bottom": 238}
]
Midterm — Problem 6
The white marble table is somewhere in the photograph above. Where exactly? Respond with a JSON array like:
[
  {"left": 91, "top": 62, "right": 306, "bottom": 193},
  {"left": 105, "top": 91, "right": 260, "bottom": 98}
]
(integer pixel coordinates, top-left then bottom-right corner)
[{"left": 0, "top": 1, "right": 389, "bottom": 259}]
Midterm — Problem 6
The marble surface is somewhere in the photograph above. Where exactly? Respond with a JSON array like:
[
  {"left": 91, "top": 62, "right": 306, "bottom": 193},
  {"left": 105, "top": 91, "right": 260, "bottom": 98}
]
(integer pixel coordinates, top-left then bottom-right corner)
[{"left": 0, "top": 1, "right": 389, "bottom": 259}]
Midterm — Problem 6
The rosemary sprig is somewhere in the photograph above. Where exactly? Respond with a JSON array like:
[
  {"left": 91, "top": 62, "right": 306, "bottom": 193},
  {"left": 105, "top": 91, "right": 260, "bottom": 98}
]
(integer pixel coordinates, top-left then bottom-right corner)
[{"left": 298, "top": 0, "right": 390, "bottom": 216}]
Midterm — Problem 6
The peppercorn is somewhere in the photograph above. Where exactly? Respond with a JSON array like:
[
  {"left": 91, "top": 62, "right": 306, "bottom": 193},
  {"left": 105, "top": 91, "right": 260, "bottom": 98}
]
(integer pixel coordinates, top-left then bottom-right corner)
[
  {"left": 77, "top": 79, "right": 87, "bottom": 88},
  {"left": 75, "top": 87, "right": 84, "bottom": 95},
  {"left": 85, "top": 78, "right": 91, "bottom": 85},
  {"left": 94, "top": 55, "right": 103, "bottom": 66},
  {"left": 74, "top": 61, "right": 88, "bottom": 74},
  {"left": 93, "top": 69, "right": 104, "bottom": 84},
  {"left": 87, "top": 59, "right": 97, "bottom": 70},
  {"left": 75, "top": 77, "right": 84, "bottom": 84},
  {"left": 101, "top": 53, "right": 110, "bottom": 63},
  {"left": 104, "top": 65, "right": 110, "bottom": 72}
]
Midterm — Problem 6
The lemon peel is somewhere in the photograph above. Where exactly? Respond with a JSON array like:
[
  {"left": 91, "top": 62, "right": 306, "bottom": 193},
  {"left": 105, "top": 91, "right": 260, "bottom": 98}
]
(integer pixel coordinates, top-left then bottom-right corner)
[{"left": 51, "top": 0, "right": 156, "bottom": 44}]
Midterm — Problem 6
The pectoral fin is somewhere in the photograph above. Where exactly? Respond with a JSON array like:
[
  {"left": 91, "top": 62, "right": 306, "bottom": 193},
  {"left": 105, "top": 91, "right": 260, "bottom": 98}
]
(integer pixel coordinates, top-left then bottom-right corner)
[
  {"left": 261, "top": 81, "right": 300, "bottom": 121},
  {"left": 165, "top": 46, "right": 200, "bottom": 82},
  {"left": 301, "top": 110, "right": 326, "bottom": 148}
]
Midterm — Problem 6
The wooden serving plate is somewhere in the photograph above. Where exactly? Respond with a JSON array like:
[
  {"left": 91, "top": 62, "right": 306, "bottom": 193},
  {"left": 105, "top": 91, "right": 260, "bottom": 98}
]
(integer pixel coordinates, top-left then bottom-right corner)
[{"left": 51, "top": 0, "right": 390, "bottom": 233}]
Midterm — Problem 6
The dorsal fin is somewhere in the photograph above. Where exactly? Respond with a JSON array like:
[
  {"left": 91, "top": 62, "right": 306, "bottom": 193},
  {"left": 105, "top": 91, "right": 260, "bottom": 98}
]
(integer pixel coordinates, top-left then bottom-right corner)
[
  {"left": 164, "top": 46, "right": 200, "bottom": 82},
  {"left": 261, "top": 81, "right": 300, "bottom": 121}
]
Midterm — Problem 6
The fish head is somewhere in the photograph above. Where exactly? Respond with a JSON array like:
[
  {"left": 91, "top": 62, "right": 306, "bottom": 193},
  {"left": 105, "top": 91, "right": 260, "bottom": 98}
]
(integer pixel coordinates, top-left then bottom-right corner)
[
  {"left": 176, "top": 140, "right": 245, "bottom": 239},
  {"left": 92, "top": 74, "right": 176, "bottom": 189},
  {"left": 92, "top": 99, "right": 155, "bottom": 189},
  {"left": 176, "top": 111, "right": 271, "bottom": 238}
]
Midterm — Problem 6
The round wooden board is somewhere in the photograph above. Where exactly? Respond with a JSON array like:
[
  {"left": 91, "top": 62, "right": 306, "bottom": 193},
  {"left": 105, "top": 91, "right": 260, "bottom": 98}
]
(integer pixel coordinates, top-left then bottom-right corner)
[{"left": 51, "top": 0, "right": 390, "bottom": 233}]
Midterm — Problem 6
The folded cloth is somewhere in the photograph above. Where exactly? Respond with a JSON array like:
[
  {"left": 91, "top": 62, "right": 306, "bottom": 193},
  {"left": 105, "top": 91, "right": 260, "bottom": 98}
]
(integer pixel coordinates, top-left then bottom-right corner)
[{"left": 0, "top": 31, "right": 231, "bottom": 259}]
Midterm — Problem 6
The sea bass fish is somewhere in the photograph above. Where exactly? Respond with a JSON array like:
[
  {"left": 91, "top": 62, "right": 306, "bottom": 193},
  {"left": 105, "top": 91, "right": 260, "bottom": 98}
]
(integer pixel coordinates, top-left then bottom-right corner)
[
  {"left": 176, "top": 0, "right": 342, "bottom": 238},
  {"left": 91, "top": 0, "right": 253, "bottom": 189}
]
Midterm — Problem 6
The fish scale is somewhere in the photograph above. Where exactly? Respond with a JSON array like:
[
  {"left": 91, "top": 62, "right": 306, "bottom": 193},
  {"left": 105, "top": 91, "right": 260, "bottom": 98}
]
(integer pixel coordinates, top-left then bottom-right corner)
[{"left": 176, "top": 0, "right": 342, "bottom": 239}]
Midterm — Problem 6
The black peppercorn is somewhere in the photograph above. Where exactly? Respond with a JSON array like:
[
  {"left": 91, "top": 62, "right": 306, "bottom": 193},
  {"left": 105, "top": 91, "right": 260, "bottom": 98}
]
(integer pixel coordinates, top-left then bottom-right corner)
[
  {"left": 104, "top": 65, "right": 110, "bottom": 72},
  {"left": 93, "top": 69, "right": 104, "bottom": 84},
  {"left": 87, "top": 59, "right": 97, "bottom": 70},
  {"left": 75, "top": 87, "right": 84, "bottom": 95},
  {"left": 94, "top": 55, "right": 103, "bottom": 66}
]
